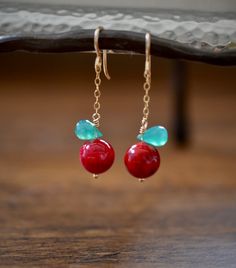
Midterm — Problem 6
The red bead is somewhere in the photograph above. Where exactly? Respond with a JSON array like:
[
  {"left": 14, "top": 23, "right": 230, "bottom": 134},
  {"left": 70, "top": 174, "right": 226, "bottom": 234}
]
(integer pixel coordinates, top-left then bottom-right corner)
[
  {"left": 124, "top": 142, "right": 160, "bottom": 179},
  {"left": 80, "top": 139, "right": 115, "bottom": 174}
]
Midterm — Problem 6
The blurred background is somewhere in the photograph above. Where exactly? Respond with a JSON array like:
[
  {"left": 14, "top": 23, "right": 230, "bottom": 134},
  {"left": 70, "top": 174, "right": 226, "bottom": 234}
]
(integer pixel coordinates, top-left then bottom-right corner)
[
  {"left": 0, "top": 52, "right": 236, "bottom": 265},
  {"left": 0, "top": 53, "right": 235, "bottom": 181},
  {"left": 0, "top": 51, "right": 236, "bottom": 195},
  {"left": 1, "top": 0, "right": 236, "bottom": 265}
]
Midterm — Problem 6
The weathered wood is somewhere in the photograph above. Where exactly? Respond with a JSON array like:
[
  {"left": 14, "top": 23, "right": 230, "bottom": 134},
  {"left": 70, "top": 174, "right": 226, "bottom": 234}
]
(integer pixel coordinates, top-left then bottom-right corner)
[
  {"left": 0, "top": 53, "right": 235, "bottom": 267},
  {"left": 1, "top": 30, "right": 236, "bottom": 66},
  {"left": 0, "top": 3, "right": 236, "bottom": 65}
]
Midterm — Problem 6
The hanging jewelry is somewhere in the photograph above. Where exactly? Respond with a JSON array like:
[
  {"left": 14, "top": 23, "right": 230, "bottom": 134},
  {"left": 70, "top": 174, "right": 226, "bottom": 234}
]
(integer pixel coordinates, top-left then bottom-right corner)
[
  {"left": 124, "top": 33, "right": 168, "bottom": 181},
  {"left": 75, "top": 27, "right": 114, "bottom": 179}
]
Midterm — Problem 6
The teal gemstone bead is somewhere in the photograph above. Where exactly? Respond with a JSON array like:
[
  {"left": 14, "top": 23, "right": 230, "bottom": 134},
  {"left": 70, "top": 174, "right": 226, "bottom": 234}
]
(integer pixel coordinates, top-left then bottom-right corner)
[
  {"left": 75, "top": 120, "right": 103, "bottom": 140},
  {"left": 137, "top": 125, "right": 168, "bottom": 147}
]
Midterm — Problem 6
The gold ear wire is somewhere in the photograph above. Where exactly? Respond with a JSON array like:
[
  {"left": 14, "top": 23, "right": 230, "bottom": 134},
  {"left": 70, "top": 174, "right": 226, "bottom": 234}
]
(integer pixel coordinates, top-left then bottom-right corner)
[
  {"left": 103, "top": 50, "right": 111, "bottom": 80},
  {"left": 94, "top": 27, "right": 103, "bottom": 56},
  {"left": 145, "top": 32, "right": 151, "bottom": 76},
  {"left": 94, "top": 27, "right": 111, "bottom": 80}
]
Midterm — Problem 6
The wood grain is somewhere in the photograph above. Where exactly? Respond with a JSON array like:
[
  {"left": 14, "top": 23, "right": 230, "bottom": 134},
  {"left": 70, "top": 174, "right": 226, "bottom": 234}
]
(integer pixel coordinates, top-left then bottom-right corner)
[{"left": 0, "top": 53, "right": 235, "bottom": 267}]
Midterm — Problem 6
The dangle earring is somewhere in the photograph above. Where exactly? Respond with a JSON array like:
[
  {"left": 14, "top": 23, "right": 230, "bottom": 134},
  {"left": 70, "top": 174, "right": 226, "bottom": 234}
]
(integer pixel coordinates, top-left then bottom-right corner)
[
  {"left": 124, "top": 33, "right": 168, "bottom": 181},
  {"left": 75, "top": 27, "right": 114, "bottom": 179}
]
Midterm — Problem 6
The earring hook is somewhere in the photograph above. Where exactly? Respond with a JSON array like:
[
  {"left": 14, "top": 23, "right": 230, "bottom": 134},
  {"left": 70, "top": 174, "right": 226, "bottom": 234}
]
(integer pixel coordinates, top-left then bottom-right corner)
[
  {"left": 94, "top": 27, "right": 111, "bottom": 80},
  {"left": 94, "top": 26, "right": 103, "bottom": 56},
  {"left": 145, "top": 32, "right": 151, "bottom": 76}
]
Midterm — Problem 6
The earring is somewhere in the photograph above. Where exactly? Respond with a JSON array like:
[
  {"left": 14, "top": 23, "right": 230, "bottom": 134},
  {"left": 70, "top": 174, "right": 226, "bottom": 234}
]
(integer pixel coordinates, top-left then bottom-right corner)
[
  {"left": 75, "top": 27, "right": 114, "bottom": 179},
  {"left": 124, "top": 33, "right": 168, "bottom": 182}
]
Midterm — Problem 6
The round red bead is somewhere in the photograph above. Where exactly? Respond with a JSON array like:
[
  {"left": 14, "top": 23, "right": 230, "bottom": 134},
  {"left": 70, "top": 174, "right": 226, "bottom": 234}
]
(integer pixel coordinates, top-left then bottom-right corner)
[
  {"left": 80, "top": 139, "right": 115, "bottom": 174},
  {"left": 124, "top": 142, "right": 160, "bottom": 179}
]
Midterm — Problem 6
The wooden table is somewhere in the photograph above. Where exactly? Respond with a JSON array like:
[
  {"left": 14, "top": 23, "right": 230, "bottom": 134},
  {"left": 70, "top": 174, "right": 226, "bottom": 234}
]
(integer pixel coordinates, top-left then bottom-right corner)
[{"left": 0, "top": 53, "right": 235, "bottom": 267}]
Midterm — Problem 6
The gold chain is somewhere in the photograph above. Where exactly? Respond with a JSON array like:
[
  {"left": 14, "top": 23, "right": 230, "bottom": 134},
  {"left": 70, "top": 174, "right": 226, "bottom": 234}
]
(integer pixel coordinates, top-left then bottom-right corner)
[
  {"left": 92, "top": 55, "right": 102, "bottom": 127},
  {"left": 140, "top": 61, "right": 151, "bottom": 134},
  {"left": 92, "top": 27, "right": 111, "bottom": 128},
  {"left": 140, "top": 33, "right": 151, "bottom": 134}
]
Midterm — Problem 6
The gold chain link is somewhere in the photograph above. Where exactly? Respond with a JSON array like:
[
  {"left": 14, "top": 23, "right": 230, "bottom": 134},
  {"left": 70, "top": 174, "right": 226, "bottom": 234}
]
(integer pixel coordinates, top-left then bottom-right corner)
[
  {"left": 92, "top": 55, "right": 102, "bottom": 127},
  {"left": 140, "top": 68, "right": 151, "bottom": 134},
  {"left": 140, "top": 33, "right": 151, "bottom": 134}
]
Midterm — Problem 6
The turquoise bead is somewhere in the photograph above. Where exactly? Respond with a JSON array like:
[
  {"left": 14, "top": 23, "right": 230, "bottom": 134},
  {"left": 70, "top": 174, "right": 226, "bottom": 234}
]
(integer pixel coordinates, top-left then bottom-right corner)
[
  {"left": 75, "top": 120, "right": 103, "bottom": 140},
  {"left": 137, "top": 125, "right": 168, "bottom": 147}
]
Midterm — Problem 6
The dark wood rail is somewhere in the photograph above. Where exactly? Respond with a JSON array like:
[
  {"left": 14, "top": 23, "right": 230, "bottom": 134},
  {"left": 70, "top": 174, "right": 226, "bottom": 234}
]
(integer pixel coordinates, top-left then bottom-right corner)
[{"left": 1, "top": 30, "right": 236, "bottom": 66}]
